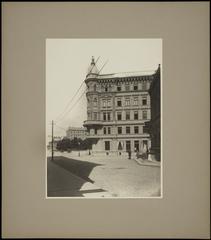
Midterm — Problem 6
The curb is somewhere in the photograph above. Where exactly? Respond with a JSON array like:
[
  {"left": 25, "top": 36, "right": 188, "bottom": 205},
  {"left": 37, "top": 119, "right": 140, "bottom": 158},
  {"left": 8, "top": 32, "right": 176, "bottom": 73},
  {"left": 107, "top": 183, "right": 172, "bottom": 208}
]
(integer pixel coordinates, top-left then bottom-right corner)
[{"left": 133, "top": 158, "right": 160, "bottom": 167}]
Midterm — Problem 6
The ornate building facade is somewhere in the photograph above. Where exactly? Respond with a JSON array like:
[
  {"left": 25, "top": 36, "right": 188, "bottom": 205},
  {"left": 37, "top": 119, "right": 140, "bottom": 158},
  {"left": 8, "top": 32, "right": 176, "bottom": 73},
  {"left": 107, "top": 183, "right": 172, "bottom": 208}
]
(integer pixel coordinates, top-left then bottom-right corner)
[{"left": 83, "top": 57, "right": 159, "bottom": 155}]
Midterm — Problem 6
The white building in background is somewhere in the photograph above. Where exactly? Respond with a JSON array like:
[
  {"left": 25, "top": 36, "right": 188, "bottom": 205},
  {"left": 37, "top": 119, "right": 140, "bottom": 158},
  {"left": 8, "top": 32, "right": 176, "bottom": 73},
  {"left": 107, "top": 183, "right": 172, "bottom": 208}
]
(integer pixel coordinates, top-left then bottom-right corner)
[
  {"left": 83, "top": 57, "right": 160, "bottom": 155},
  {"left": 66, "top": 127, "right": 87, "bottom": 140}
]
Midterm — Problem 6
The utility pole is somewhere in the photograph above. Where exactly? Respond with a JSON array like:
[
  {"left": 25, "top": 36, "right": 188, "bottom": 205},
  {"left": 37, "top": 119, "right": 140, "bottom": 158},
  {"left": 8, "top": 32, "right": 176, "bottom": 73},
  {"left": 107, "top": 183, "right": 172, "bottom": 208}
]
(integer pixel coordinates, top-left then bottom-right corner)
[{"left": 51, "top": 120, "right": 54, "bottom": 161}]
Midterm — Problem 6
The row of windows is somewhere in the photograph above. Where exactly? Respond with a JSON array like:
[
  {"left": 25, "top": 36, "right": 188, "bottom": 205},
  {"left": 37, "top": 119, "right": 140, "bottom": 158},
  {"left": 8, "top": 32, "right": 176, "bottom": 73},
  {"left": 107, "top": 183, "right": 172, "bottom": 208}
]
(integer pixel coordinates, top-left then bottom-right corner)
[
  {"left": 89, "top": 97, "right": 148, "bottom": 107},
  {"left": 102, "top": 125, "right": 148, "bottom": 135},
  {"left": 104, "top": 139, "right": 149, "bottom": 151},
  {"left": 88, "top": 110, "right": 148, "bottom": 121},
  {"left": 89, "top": 82, "right": 148, "bottom": 92}
]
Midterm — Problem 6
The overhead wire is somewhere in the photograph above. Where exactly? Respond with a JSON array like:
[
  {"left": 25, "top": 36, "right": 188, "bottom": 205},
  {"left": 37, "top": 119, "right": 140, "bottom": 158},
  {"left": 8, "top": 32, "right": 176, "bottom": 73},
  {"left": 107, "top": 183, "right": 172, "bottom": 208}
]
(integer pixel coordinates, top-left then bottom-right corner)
[{"left": 54, "top": 56, "right": 100, "bottom": 123}]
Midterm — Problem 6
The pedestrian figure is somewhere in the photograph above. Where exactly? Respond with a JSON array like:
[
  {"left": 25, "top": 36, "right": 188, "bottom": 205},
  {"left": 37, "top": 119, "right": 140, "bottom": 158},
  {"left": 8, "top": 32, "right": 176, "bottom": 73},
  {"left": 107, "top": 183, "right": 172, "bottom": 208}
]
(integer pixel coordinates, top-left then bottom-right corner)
[{"left": 128, "top": 150, "right": 131, "bottom": 159}]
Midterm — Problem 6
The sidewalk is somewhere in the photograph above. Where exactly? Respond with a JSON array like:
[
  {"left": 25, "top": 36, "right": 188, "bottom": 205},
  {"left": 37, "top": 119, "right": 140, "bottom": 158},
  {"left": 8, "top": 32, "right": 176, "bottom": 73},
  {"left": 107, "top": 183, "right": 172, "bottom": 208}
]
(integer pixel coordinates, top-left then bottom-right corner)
[
  {"left": 133, "top": 158, "right": 161, "bottom": 167},
  {"left": 47, "top": 158, "right": 111, "bottom": 198}
]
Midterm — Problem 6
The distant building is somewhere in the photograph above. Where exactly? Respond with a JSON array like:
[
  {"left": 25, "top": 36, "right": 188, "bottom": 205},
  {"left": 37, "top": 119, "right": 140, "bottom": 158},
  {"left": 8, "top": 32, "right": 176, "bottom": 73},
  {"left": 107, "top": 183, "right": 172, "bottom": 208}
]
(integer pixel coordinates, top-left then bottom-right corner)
[
  {"left": 83, "top": 56, "right": 160, "bottom": 155},
  {"left": 147, "top": 64, "right": 161, "bottom": 160},
  {"left": 66, "top": 127, "right": 87, "bottom": 140}
]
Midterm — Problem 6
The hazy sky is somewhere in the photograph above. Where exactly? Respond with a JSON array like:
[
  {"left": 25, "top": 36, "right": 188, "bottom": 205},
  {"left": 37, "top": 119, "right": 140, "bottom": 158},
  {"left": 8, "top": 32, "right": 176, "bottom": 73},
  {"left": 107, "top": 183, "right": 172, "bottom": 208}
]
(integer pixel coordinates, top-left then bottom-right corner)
[{"left": 46, "top": 39, "right": 162, "bottom": 138}]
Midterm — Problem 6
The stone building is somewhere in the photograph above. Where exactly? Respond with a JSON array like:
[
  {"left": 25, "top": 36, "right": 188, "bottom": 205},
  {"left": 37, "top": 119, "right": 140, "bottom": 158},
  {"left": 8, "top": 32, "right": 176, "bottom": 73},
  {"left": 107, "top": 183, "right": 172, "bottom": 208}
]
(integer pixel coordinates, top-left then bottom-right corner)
[
  {"left": 147, "top": 64, "right": 161, "bottom": 160},
  {"left": 66, "top": 127, "right": 87, "bottom": 140},
  {"left": 83, "top": 57, "right": 158, "bottom": 155}
]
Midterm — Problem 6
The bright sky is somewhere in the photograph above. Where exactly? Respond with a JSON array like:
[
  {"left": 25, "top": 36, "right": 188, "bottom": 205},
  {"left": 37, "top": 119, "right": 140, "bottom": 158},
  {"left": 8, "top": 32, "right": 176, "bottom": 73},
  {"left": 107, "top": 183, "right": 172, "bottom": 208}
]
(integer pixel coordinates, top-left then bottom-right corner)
[{"left": 46, "top": 39, "right": 162, "bottom": 138}]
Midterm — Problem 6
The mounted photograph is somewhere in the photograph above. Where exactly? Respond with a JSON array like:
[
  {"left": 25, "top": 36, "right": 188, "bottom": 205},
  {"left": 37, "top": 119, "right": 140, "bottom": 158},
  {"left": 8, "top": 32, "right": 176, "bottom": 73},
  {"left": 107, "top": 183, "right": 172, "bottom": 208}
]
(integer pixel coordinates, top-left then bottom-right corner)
[{"left": 46, "top": 39, "right": 162, "bottom": 198}]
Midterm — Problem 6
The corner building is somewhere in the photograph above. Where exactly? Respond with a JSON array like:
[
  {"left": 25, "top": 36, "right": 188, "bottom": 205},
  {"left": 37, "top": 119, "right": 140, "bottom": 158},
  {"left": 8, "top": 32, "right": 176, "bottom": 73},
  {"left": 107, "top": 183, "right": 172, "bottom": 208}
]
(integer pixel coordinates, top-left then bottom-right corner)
[{"left": 83, "top": 57, "right": 158, "bottom": 155}]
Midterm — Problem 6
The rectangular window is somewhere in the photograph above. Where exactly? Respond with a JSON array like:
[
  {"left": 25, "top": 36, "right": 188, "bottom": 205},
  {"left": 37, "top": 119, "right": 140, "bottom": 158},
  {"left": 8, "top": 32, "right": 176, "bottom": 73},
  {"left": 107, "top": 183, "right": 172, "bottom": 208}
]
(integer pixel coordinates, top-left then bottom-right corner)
[
  {"left": 103, "top": 127, "right": 106, "bottom": 135},
  {"left": 105, "top": 141, "right": 110, "bottom": 150},
  {"left": 103, "top": 100, "right": 106, "bottom": 107},
  {"left": 125, "top": 85, "right": 130, "bottom": 91},
  {"left": 134, "top": 140, "right": 139, "bottom": 151},
  {"left": 117, "top": 112, "right": 122, "bottom": 121},
  {"left": 134, "top": 111, "right": 138, "bottom": 120},
  {"left": 94, "top": 112, "right": 97, "bottom": 120},
  {"left": 126, "top": 126, "right": 130, "bottom": 134},
  {"left": 88, "top": 112, "right": 91, "bottom": 120},
  {"left": 126, "top": 111, "right": 130, "bottom": 120},
  {"left": 117, "top": 99, "right": 122, "bottom": 107},
  {"left": 133, "top": 97, "right": 138, "bottom": 105},
  {"left": 107, "top": 99, "right": 111, "bottom": 107},
  {"left": 134, "top": 126, "right": 139, "bottom": 134},
  {"left": 142, "top": 98, "right": 147, "bottom": 105},
  {"left": 126, "top": 141, "right": 131, "bottom": 151},
  {"left": 134, "top": 85, "right": 138, "bottom": 91},
  {"left": 108, "top": 127, "right": 111, "bottom": 134},
  {"left": 117, "top": 86, "right": 121, "bottom": 91},
  {"left": 94, "top": 129, "right": 97, "bottom": 135},
  {"left": 103, "top": 112, "right": 106, "bottom": 121},
  {"left": 105, "top": 86, "right": 108, "bottom": 92},
  {"left": 107, "top": 112, "right": 111, "bottom": 121},
  {"left": 143, "top": 110, "right": 147, "bottom": 119},
  {"left": 125, "top": 98, "right": 130, "bottom": 106},
  {"left": 118, "top": 127, "right": 122, "bottom": 134}
]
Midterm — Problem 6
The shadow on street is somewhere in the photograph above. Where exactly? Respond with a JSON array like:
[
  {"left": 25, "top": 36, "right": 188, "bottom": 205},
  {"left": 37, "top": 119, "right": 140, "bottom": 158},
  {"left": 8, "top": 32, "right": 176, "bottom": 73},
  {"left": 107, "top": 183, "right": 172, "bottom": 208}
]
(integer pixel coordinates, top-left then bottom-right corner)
[
  {"left": 50, "top": 156, "right": 102, "bottom": 183},
  {"left": 47, "top": 156, "right": 105, "bottom": 197}
]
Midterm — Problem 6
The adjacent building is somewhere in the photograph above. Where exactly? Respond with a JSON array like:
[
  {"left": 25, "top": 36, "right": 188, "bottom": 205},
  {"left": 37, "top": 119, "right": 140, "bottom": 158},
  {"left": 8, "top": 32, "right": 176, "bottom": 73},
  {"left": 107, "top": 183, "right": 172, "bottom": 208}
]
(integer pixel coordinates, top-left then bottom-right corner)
[
  {"left": 66, "top": 127, "right": 87, "bottom": 140},
  {"left": 147, "top": 64, "right": 161, "bottom": 160},
  {"left": 83, "top": 56, "right": 160, "bottom": 155}
]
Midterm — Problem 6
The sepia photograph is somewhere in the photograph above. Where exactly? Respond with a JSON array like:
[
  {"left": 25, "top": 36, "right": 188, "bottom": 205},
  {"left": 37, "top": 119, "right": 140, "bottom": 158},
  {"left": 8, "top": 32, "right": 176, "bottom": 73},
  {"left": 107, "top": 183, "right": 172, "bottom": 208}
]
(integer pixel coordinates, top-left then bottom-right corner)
[{"left": 46, "top": 39, "right": 162, "bottom": 198}]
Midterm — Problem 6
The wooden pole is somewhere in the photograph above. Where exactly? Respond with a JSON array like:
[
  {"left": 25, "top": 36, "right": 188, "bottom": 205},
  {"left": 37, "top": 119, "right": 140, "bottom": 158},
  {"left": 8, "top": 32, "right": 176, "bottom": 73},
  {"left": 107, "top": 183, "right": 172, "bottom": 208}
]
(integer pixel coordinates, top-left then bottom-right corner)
[{"left": 51, "top": 120, "right": 54, "bottom": 161}]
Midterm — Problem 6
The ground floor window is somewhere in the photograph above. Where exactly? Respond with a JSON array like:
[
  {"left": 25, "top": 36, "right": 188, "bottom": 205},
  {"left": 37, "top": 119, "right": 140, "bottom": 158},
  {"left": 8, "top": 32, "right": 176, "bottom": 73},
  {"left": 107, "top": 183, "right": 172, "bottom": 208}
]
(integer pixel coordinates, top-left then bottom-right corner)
[
  {"left": 134, "top": 140, "right": 139, "bottom": 151},
  {"left": 105, "top": 141, "right": 110, "bottom": 151},
  {"left": 126, "top": 141, "right": 131, "bottom": 151}
]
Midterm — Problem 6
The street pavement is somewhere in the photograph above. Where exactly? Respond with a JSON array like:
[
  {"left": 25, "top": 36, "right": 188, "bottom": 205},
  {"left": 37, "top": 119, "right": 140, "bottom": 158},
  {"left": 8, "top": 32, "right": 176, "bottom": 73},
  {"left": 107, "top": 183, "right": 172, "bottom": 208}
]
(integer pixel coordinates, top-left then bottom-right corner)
[{"left": 47, "top": 151, "right": 161, "bottom": 198}]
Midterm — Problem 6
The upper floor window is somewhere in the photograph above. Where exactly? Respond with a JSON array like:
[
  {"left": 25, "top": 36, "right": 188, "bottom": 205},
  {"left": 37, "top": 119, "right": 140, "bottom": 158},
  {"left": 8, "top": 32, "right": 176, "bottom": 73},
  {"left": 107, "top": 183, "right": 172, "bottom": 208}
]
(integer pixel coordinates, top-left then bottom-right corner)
[
  {"left": 117, "top": 112, "right": 122, "bottom": 121},
  {"left": 126, "top": 111, "right": 130, "bottom": 120},
  {"left": 93, "top": 98, "right": 97, "bottom": 107},
  {"left": 134, "top": 111, "right": 139, "bottom": 120},
  {"left": 134, "top": 85, "right": 138, "bottom": 91},
  {"left": 93, "top": 112, "right": 97, "bottom": 120},
  {"left": 107, "top": 112, "right": 111, "bottom": 121},
  {"left": 93, "top": 84, "right": 96, "bottom": 91},
  {"left": 118, "top": 127, "right": 122, "bottom": 134},
  {"left": 94, "top": 129, "right": 97, "bottom": 135},
  {"left": 108, "top": 127, "right": 111, "bottom": 134},
  {"left": 125, "top": 98, "right": 130, "bottom": 106},
  {"left": 105, "top": 86, "right": 108, "bottom": 92},
  {"left": 117, "top": 98, "right": 122, "bottom": 107},
  {"left": 107, "top": 99, "right": 111, "bottom": 107},
  {"left": 134, "top": 126, "right": 139, "bottom": 134},
  {"left": 143, "top": 110, "right": 147, "bottom": 119},
  {"left": 117, "top": 86, "right": 121, "bottom": 92},
  {"left": 125, "top": 84, "right": 130, "bottom": 91},
  {"left": 142, "top": 97, "right": 147, "bottom": 105},
  {"left": 126, "top": 126, "right": 130, "bottom": 134},
  {"left": 133, "top": 97, "right": 138, "bottom": 105},
  {"left": 103, "top": 112, "right": 107, "bottom": 121},
  {"left": 103, "top": 127, "right": 106, "bottom": 135}
]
